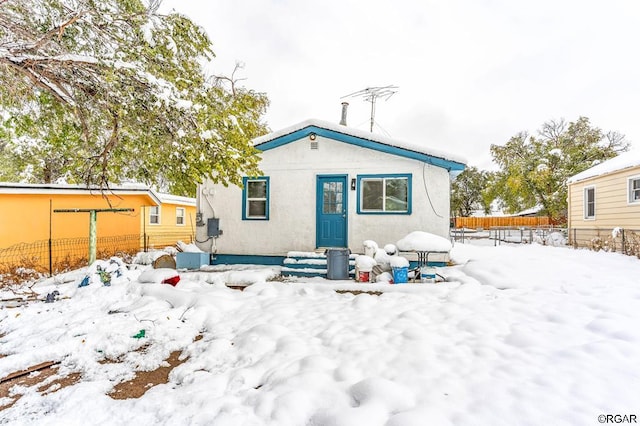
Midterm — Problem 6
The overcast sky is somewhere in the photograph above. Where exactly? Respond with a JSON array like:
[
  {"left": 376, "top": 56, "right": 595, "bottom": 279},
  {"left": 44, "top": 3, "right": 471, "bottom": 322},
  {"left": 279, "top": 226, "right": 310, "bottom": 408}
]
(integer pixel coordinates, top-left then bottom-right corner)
[{"left": 162, "top": 0, "right": 640, "bottom": 170}]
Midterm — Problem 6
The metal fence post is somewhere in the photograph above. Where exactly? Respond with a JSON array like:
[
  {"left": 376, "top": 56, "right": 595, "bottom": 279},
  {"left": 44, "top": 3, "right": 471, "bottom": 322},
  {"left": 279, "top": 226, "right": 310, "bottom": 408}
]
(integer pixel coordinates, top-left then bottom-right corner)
[{"left": 621, "top": 228, "right": 626, "bottom": 255}]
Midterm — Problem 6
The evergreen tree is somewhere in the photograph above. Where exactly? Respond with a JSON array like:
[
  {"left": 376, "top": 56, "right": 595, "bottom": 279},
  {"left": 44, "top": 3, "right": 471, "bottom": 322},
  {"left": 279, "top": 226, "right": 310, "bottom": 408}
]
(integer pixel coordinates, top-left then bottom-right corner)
[{"left": 0, "top": 0, "right": 269, "bottom": 195}]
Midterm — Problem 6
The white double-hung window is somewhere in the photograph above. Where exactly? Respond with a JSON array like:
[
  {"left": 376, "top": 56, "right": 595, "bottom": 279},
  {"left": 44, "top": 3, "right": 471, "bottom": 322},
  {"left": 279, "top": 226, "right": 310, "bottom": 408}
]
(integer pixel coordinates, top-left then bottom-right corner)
[
  {"left": 628, "top": 176, "right": 640, "bottom": 204},
  {"left": 242, "top": 177, "right": 270, "bottom": 220},
  {"left": 176, "top": 207, "right": 185, "bottom": 225},
  {"left": 149, "top": 206, "right": 160, "bottom": 224},
  {"left": 584, "top": 186, "right": 595, "bottom": 219}
]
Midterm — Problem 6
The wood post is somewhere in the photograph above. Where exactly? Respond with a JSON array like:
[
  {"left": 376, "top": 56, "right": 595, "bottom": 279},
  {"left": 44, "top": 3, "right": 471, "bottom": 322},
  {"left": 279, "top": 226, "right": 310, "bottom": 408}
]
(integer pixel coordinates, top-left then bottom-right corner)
[{"left": 53, "top": 208, "right": 133, "bottom": 265}]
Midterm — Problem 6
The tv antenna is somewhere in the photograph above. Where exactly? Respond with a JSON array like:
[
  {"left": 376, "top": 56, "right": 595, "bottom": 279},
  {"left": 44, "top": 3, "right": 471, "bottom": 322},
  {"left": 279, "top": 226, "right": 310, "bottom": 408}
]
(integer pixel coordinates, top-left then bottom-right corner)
[{"left": 342, "top": 85, "right": 398, "bottom": 132}]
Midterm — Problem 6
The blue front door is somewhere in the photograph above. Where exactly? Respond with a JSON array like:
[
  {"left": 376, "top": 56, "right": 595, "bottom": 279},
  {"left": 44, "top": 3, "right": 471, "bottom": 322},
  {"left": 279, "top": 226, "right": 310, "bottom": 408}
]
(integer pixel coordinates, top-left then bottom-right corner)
[{"left": 316, "top": 175, "right": 348, "bottom": 248}]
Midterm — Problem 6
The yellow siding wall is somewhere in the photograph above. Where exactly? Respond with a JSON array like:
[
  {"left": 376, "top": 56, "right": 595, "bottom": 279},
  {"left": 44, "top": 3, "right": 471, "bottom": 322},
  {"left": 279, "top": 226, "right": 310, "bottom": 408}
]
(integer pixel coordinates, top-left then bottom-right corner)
[
  {"left": 141, "top": 203, "right": 197, "bottom": 249},
  {"left": 568, "top": 166, "right": 640, "bottom": 229},
  {"left": 0, "top": 192, "right": 154, "bottom": 249}
]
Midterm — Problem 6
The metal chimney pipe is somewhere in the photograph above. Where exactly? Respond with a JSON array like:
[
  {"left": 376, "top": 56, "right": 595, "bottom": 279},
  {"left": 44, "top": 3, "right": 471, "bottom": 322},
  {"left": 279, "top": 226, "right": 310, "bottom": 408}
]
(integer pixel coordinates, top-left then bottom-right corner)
[{"left": 339, "top": 102, "right": 349, "bottom": 126}]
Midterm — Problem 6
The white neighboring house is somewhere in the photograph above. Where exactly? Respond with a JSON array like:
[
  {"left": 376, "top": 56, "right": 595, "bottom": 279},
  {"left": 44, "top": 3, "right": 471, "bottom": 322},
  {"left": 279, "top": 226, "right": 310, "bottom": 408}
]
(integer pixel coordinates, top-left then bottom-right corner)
[{"left": 195, "top": 119, "right": 466, "bottom": 258}]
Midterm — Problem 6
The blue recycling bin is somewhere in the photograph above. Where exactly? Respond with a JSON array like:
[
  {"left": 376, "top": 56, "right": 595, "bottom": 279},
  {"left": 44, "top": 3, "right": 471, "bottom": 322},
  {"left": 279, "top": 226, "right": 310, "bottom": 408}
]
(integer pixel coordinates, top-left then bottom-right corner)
[{"left": 392, "top": 266, "right": 408, "bottom": 284}]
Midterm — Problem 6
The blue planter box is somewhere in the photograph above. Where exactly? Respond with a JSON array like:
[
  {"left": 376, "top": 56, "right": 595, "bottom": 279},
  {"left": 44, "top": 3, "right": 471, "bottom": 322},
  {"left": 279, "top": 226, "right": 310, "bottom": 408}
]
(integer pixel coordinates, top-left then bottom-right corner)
[{"left": 176, "top": 252, "right": 210, "bottom": 270}]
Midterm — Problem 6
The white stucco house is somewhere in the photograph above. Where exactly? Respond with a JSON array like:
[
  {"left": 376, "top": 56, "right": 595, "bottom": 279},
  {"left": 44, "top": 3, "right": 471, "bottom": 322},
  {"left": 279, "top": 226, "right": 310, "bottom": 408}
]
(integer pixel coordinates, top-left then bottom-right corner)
[{"left": 195, "top": 118, "right": 466, "bottom": 264}]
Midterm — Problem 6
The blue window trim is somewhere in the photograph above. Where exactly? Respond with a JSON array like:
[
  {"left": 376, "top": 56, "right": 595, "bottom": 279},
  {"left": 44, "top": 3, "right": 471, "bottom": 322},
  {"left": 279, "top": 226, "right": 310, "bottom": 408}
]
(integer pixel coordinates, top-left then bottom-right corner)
[
  {"left": 356, "top": 173, "right": 412, "bottom": 215},
  {"left": 242, "top": 176, "right": 270, "bottom": 220}
]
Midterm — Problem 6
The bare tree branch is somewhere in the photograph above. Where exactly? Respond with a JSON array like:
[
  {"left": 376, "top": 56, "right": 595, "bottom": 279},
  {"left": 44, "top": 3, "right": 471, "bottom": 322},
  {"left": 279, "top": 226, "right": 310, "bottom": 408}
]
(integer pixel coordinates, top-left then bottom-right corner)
[
  {"left": 605, "top": 131, "right": 629, "bottom": 152},
  {"left": 212, "top": 62, "right": 247, "bottom": 96},
  {"left": 539, "top": 118, "right": 566, "bottom": 145}
]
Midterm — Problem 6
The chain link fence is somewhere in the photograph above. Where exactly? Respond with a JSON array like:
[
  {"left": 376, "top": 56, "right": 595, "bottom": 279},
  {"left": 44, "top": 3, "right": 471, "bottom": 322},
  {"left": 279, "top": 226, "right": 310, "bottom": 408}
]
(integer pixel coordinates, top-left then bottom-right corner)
[
  {"left": 0, "top": 232, "right": 194, "bottom": 279},
  {"left": 568, "top": 228, "right": 640, "bottom": 257},
  {"left": 451, "top": 226, "right": 567, "bottom": 245},
  {"left": 451, "top": 226, "right": 640, "bottom": 259}
]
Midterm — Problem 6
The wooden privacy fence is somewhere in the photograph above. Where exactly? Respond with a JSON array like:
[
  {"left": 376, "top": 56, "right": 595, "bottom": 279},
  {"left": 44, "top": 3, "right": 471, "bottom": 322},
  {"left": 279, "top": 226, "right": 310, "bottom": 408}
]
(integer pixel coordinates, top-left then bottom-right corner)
[{"left": 453, "top": 216, "right": 551, "bottom": 229}]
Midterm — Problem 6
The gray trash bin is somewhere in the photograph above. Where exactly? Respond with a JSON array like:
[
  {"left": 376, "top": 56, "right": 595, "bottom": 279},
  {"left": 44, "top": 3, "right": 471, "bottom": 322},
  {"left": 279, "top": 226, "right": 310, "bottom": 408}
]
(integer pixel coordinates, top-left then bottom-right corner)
[{"left": 326, "top": 248, "right": 350, "bottom": 280}]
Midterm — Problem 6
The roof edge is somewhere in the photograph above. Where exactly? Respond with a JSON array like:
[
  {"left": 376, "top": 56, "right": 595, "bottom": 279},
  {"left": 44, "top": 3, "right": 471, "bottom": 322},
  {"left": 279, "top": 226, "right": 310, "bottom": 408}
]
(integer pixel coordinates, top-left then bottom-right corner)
[
  {"left": 254, "top": 120, "right": 466, "bottom": 171},
  {"left": 567, "top": 150, "right": 640, "bottom": 184},
  {"left": 0, "top": 182, "right": 163, "bottom": 205}
]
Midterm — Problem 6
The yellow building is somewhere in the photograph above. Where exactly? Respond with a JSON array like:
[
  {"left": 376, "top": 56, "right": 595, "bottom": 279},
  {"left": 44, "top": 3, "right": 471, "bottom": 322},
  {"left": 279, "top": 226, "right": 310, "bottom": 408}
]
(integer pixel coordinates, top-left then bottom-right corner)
[
  {"left": 141, "top": 192, "right": 198, "bottom": 250},
  {"left": 0, "top": 183, "right": 195, "bottom": 273}
]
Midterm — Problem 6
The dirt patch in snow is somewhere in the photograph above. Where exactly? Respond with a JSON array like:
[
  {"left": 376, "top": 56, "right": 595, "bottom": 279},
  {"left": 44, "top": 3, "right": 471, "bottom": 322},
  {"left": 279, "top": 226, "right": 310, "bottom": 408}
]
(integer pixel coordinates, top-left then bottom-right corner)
[
  {"left": 108, "top": 335, "right": 202, "bottom": 400},
  {"left": 0, "top": 335, "right": 203, "bottom": 409},
  {"left": 335, "top": 289, "right": 383, "bottom": 296},
  {"left": 107, "top": 350, "right": 187, "bottom": 400},
  {"left": 0, "top": 362, "right": 81, "bottom": 411}
]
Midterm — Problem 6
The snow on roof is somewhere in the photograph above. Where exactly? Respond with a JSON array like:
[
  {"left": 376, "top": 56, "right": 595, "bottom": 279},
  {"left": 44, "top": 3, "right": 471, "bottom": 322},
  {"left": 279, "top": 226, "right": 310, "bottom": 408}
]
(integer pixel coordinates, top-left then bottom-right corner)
[
  {"left": 253, "top": 119, "right": 467, "bottom": 166},
  {"left": 508, "top": 205, "right": 543, "bottom": 217},
  {"left": 567, "top": 150, "right": 640, "bottom": 183},
  {"left": 0, "top": 181, "right": 148, "bottom": 192},
  {"left": 0, "top": 182, "right": 188, "bottom": 206},
  {"left": 156, "top": 192, "right": 196, "bottom": 206}
]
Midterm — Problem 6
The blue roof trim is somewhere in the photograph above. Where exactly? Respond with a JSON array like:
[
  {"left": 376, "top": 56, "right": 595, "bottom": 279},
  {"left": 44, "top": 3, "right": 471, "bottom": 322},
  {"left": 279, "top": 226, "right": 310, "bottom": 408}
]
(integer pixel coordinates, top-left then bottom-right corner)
[{"left": 255, "top": 125, "right": 465, "bottom": 171}]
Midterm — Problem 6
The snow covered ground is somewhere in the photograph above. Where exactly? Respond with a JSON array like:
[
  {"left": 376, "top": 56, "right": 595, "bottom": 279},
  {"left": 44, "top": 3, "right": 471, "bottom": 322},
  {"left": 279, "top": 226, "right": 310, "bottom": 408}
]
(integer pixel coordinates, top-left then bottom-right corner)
[{"left": 1, "top": 242, "right": 640, "bottom": 425}]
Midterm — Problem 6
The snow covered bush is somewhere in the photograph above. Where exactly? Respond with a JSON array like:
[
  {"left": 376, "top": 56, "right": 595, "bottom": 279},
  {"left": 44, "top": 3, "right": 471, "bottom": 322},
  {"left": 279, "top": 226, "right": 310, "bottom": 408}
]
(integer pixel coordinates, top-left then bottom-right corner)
[
  {"left": 587, "top": 228, "right": 640, "bottom": 258},
  {"left": 545, "top": 231, "right": 567, "bottom": 247},
  {"left": 620, "top": 230, "right": 640, "bottom": 258},
  {"left": 0, "top": 265, "right": 42, "bottom": 288},
  {"left": 588, "top": 236, "right": 608, "bottom": 252}
]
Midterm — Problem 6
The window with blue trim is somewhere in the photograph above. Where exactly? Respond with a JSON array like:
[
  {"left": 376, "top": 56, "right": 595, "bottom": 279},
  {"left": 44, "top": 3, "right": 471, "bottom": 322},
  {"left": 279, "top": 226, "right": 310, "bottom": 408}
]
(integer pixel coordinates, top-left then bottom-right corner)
[
  {"left": 357, "top": 174, "right": 411, "bottom": 214},
  {"left": 243, "top": 177, "right": 269, "bottom": 220}
]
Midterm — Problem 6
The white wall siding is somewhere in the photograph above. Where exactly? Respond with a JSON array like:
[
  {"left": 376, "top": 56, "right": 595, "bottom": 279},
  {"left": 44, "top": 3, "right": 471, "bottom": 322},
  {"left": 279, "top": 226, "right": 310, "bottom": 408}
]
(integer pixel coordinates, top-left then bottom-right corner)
[{"left": 197, "top": 135, "right": 451, "bottom": 255}]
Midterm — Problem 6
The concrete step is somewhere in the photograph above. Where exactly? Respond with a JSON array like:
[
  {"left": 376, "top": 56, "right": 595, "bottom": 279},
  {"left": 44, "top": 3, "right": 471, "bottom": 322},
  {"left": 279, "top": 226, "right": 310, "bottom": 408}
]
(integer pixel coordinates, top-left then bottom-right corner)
[{"left": 282, "top": 251, "right": 355, "bottom": 278}]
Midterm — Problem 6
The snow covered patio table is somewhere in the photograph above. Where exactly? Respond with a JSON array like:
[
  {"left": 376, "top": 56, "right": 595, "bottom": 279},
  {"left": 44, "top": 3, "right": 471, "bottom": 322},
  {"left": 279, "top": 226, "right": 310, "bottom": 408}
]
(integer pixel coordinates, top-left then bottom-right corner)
[{"left": 396, "top": 231, "right": 454, "bottom": 282}]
